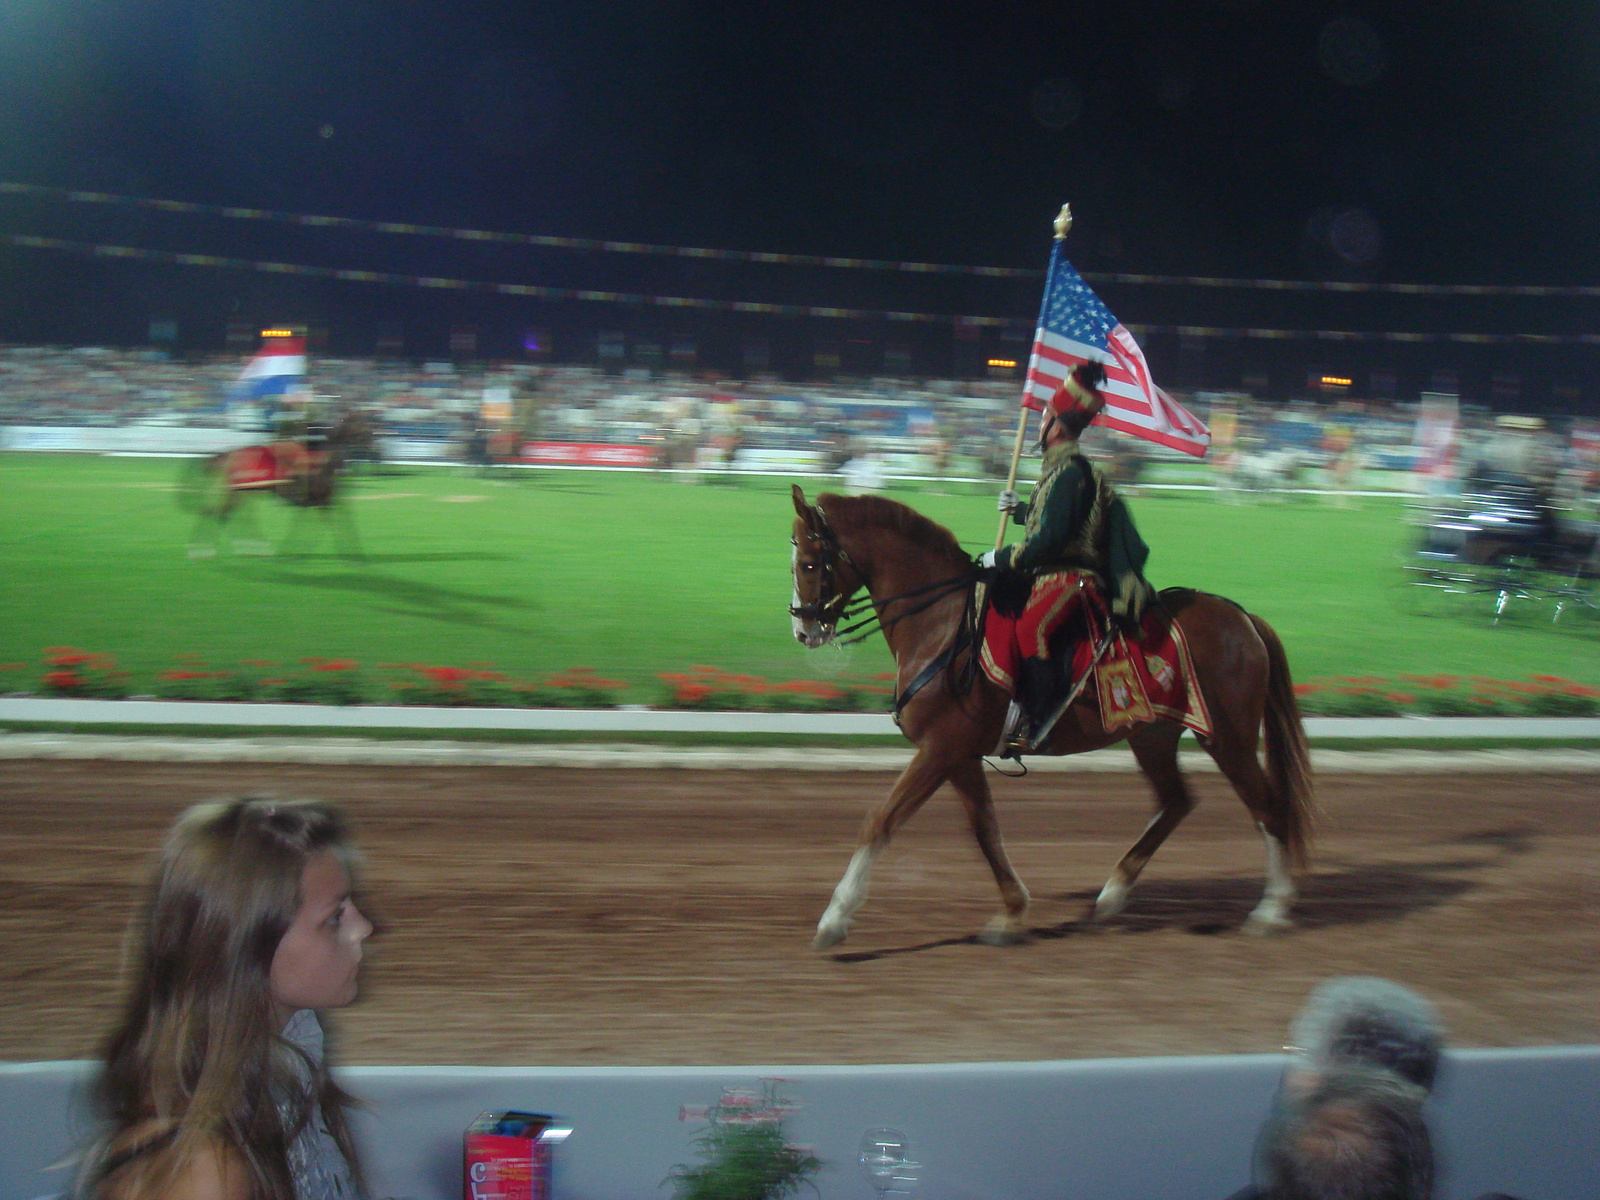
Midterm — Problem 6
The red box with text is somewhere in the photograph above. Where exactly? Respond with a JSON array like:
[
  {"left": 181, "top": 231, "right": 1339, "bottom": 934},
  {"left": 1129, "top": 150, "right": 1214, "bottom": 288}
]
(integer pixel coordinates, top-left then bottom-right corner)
[{"left": 465, "top": 1111, "right": 562, "bottom": 1200}]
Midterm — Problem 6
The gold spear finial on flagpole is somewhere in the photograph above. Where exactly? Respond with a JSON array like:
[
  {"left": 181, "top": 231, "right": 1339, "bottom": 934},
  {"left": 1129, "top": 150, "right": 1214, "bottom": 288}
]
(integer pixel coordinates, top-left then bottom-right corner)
[{"left": 994, "top": 204, "right": 1071, "bottom": 551}]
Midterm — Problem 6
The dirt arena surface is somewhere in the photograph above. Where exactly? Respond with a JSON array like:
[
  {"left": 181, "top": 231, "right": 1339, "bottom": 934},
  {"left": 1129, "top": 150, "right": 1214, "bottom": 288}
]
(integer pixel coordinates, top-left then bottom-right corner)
[{"left": 1, "top": 759, "right": 1595, "bottom": 1067}]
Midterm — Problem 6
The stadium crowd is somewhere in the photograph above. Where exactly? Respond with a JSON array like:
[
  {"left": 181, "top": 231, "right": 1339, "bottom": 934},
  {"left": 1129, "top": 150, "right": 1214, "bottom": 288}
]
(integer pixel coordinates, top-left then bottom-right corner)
[{"left": 2, "top": 343, "right": 1594, "bottom": 495}]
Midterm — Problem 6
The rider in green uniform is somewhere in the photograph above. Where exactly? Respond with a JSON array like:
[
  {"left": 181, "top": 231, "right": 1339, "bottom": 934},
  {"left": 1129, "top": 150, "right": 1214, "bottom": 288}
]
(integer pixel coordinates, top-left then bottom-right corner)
[{"left": 978, "top": 361, "right": 1154, "bottom": 753}]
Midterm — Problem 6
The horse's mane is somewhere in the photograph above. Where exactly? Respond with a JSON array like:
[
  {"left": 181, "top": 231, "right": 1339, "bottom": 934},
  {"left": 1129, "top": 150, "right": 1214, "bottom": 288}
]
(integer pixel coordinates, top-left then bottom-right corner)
[{"left": 816, "top": 492, "right": 969, "bottom": 566}]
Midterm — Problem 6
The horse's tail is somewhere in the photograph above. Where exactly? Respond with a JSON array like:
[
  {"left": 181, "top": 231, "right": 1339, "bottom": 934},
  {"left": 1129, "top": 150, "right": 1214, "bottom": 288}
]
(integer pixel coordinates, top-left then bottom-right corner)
[
  {"left": 1249, "top": 611, "right": 1316, "bottom": 869},
  {"left": 174, "top": 452, "right": 222, "bottom": 514}
]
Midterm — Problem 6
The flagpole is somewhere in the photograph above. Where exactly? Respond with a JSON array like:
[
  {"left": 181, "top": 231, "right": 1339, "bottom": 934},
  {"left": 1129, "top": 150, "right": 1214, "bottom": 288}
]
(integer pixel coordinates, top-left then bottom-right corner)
[{"left": 995, "top": 204, "right": 1072, "bottom": 551}]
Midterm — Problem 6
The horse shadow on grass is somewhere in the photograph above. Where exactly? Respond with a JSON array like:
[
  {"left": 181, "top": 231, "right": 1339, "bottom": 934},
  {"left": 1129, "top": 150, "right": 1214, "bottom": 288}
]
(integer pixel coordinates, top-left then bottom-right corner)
[
  {"left": 831, "top": 826, "right": 1535, "bottom": 964},
  {"left": 276, "top": 551, "right": 515, "bottom": 565},
  {"left": 238, "top": 563, "right": 538, "bottom": 630}
]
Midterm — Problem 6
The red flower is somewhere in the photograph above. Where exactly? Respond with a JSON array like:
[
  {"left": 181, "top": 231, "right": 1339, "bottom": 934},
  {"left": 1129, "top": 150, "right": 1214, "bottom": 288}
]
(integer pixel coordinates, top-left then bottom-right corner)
[{"left": 313, "top": 659, "right": 358, "bottom": 672}]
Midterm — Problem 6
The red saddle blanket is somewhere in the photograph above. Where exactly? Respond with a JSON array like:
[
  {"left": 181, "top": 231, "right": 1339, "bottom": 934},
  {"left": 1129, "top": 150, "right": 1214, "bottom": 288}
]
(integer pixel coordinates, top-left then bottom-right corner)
[
  {"left": 979, "top": 571, "right": 1212, "bottom": 738},
  {"left": 226, "top": 444, "right": 312, "bottom": 489},
  {"left": 227, "top": 445, "right": 285, "bottom": 489}
]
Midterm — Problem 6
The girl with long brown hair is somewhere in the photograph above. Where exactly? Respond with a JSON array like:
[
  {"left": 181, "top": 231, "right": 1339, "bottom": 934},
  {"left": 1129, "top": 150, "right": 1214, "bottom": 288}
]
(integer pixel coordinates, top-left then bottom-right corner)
[{"left": 80, "top": 797, "right": 374, "bottom": 1200}]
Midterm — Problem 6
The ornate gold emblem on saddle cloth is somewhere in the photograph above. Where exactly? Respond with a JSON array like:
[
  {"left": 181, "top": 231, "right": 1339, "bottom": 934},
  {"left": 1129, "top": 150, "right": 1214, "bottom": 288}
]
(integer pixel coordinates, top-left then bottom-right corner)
[{"left": 1094, "top": 619, "right": 1212, "bottom": 737}]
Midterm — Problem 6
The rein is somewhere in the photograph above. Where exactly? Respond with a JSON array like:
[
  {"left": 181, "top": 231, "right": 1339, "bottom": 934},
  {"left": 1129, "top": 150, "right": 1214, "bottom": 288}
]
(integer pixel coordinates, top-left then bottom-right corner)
[{"left": 831, "top": 571, "right": 975, "bottom": 646}]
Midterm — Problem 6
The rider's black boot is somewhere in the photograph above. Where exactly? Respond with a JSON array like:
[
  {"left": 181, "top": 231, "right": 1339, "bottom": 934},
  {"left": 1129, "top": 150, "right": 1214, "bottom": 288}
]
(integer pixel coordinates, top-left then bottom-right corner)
[{"left": 999, "top": 657, "right": 1060, "bottom": 759}]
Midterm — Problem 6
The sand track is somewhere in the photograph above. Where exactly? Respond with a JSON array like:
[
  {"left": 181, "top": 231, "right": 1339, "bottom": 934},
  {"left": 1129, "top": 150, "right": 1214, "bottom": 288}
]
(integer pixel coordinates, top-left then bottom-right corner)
[{"left": 1, "top": 760, "right": 1594, "bottom": 1066}]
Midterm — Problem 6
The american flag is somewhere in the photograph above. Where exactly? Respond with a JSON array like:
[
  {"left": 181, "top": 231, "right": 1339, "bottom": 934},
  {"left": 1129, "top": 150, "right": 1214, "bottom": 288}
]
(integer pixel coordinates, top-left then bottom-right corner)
[{"left": 1023, "top": 244, "right": 1210, "bottom": 457}]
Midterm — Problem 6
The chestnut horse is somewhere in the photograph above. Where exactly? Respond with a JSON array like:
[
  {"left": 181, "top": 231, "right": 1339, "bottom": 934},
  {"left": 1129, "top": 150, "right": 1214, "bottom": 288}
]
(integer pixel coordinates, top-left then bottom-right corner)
[
  {"left": 180, "top": 412, "right": 371, "bottom": 556},
  {"left": 789, "top": 485, "right": 1314, "bottom": 949}
]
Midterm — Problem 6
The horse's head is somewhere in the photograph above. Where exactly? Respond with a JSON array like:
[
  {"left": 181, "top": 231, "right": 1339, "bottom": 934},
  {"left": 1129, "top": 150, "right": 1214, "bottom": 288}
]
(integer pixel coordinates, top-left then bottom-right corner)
[{"left": 789, "top": 484, "right": 863, "bottom": 648}]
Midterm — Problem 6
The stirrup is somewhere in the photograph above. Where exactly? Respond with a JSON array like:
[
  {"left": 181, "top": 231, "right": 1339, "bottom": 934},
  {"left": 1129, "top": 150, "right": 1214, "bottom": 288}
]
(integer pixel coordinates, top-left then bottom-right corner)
[{"left": 995, "top": 701, "right": 1031, "bottom": 760}]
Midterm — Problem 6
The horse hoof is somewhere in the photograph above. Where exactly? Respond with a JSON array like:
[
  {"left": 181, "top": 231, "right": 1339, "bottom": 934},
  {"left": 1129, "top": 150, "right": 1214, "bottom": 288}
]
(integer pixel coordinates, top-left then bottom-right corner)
[
  {"left": 978, "top": 917, "right": 1031, "bottom": 947},
  {"left": 812, "top": 925, "right": 848, "bottom": 951},
  {"left": 1243, "top": 914, "right": 1294, "bottom": 937},
  {"left": 1092, "top": 880, "right": 1130, "bottom": 922}
]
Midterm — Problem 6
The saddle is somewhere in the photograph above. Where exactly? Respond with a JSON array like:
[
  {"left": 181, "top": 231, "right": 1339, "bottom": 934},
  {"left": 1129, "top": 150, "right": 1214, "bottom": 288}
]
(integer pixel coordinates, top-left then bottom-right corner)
[{"left": 979, "top": 578, "right": 1212, "bottom": 755}]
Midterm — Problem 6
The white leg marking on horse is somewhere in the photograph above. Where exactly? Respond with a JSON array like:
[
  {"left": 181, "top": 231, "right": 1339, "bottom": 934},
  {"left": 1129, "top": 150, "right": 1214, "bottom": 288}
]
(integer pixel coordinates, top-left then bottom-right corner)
[
  {"left": 1095, "top": 806, "right": 1168, "bottom": 921},
  {"left": 1245, "top": 823, "right": 1296, "bottom": 935},
  {"left": 815, "top": 845, "right": 877, "bottom": 949},
  {"left": 1093, "top": 876, "right": 1130, "bottom": 921}
]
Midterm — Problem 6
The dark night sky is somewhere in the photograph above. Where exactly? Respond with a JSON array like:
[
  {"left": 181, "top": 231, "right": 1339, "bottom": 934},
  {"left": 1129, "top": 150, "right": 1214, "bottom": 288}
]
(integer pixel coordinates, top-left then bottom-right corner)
[{"left": 0, "top": 0, "right": 1596, "bottom": 361}]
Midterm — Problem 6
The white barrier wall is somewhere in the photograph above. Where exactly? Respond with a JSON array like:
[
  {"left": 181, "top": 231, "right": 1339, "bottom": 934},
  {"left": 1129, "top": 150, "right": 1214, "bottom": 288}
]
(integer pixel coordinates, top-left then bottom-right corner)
[
  {"left": 5, "top": 1049, "right": 1596, "bottom": 1200},
  {"left": 0, "top": 426, "right": 249, "bottom": 454},
  {"left": 0, "top": 425, "right": 456, "bottom": 463}
]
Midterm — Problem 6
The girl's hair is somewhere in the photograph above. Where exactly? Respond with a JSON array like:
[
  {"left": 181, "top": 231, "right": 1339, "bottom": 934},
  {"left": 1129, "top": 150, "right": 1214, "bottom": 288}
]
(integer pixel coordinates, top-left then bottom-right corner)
[{"left": 83, "top": 796, "right": 366, "bottom": 1200}]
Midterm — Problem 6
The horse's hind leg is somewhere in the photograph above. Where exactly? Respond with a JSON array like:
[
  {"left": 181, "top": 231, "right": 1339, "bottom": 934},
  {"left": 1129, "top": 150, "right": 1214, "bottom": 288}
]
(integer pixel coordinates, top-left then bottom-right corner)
[
  {"left": 1094, "top": 721, "right": 1196, "bottom": 922},
  {"left": 947, "top": 757, "right": 1031, "bottom": 946},
  {"left": 814, "top": 746, "right": 955, "bottom": 950},
  {"left": 331, "top": 500, "right": 364, "bottom": 561},
  {"left": 1208, "top": 734, "right": 1297, "bottom": 935}
]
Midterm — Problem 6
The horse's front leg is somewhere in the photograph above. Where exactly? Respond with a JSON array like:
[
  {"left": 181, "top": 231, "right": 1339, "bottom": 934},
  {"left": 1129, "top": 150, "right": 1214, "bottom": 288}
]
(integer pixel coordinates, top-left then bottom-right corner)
[
  {"left": 945, "top": 757, "right": 1031, "bottom": 944},
  {"left": 814, "top": 746, "right": 956, "bottom": 950}
]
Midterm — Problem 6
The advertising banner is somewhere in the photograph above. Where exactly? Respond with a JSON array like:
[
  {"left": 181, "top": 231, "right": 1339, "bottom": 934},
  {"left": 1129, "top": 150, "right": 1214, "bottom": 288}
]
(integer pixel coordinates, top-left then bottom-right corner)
[{"left": 517, "top": 442, "right": 656, "bottom": 467}]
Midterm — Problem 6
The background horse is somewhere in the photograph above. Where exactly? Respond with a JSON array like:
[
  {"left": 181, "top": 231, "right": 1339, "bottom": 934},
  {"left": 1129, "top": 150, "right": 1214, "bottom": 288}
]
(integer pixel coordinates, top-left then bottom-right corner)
[
  {"left": 1231, "top": 447, "right": 1307, "bottom": 500},
  {"left": 789, "top": 485, "right": 1314, "bottom": 949},
  {"left": 179, "top": 411, "right": 370, "bottom": 556}
]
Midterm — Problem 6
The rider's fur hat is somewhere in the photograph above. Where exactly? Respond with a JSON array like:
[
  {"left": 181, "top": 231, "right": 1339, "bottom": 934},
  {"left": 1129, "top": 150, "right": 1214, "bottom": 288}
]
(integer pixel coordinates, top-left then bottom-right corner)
[{"left": 1046, "top": 361, "right": 1107, "bottom": 424}]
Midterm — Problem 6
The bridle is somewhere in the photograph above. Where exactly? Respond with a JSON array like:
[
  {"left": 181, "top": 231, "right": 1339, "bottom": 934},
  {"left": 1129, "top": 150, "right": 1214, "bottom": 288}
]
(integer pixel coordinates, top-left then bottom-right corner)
[
  {"left": 789, "top": 504, "right": 977, "bottom": 647},
  {"left": 788, "top": 505, "right": 868, "bottom": 634}
]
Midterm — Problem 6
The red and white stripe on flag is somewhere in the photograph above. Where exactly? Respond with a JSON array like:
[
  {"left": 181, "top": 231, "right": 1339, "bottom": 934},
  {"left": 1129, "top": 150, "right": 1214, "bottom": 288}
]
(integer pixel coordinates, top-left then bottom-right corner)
[{"left": 1023, "top": 325, "right": 1211, "bottom": 458}]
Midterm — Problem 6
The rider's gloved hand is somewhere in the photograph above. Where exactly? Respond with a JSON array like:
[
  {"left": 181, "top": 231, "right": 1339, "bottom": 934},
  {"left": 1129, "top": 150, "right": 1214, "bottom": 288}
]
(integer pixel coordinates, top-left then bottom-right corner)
[
  {"left": 978, "top": 549, "right": 998, "bottom": 569},
  {"left": 997, "top": 489, "right": 1020, "bottom": 512}
]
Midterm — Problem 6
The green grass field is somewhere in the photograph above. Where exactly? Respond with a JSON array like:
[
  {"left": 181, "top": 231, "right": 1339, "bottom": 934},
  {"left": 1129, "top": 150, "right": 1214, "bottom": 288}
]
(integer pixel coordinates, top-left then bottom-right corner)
[{"left": 1, "top": 452, "right": 1596, "bottom": 702}]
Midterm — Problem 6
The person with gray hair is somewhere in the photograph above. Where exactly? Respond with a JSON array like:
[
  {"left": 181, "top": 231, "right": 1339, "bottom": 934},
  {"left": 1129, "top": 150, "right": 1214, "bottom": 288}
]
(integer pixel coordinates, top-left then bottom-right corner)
[
  {"left": 1255, "top": 1066, "right": 1434, "bottom": 1200},
  {"left": 1285, "top": 977, "right": 1445, "bottom": 1094}
]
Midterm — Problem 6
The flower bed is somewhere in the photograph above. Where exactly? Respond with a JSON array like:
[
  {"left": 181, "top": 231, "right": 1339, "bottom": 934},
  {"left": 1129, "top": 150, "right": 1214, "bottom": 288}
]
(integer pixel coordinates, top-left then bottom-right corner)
[
  {"left": 6, "top": 650, "right": 895, "bottom": 711},
  {"left": 656, "top": 666, "right": 892, "bottom": 712},
  {"left": 1294, "top": 674, "right": 1600, "bottom": 718},
  {"left": 8, "top": 650, "right": 1597, "bottom": 718}
]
